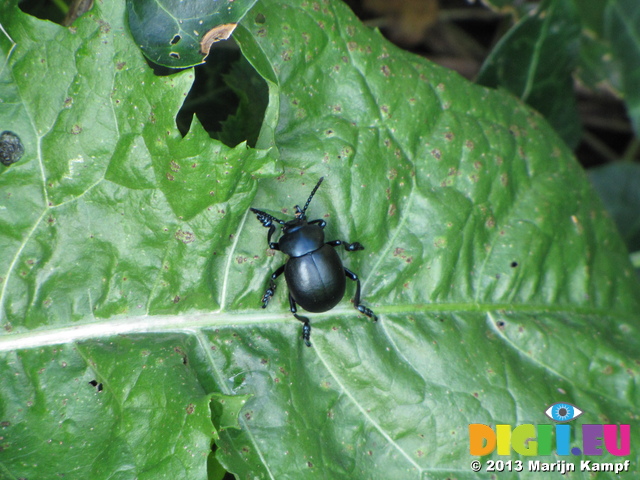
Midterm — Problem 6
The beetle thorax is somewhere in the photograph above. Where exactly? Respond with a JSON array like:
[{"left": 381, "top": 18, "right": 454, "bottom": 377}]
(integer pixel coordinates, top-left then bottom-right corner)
[{"left": 279, "top": 222, "right": 325, "bottom": 258}]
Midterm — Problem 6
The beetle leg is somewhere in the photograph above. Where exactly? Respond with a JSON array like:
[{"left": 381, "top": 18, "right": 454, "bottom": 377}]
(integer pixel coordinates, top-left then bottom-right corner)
[
  {"left": 344, "top": 267, "right": 378, "bottom": 322},
  {"left": 289, "top": 294, "right": 312, "bottom": 347},
  {"left": 308, "top": 219, "right": 327, "bottom": 229},
  {"left": 265, "top": 224, "right": 282, "bottom": 251},
  {"left": 326, "top": 239, "right": 364, "bottom": 252},
  {"left": 262, "top": 264, "right": 285, "bottom": 308},
  {"left": 250, "top": 208, "right": 284, "bottom": 249}
]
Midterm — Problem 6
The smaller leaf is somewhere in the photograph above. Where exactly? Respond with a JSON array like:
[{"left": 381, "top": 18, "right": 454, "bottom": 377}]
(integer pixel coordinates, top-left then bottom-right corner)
[
  {"left": 605, "top": 0, "right": 640, "bottom": 137},
  {"left": 477, "top": 0, "right": 582, "bottom": 148},
  {"left": 576, "top": 33, "right": 622, "bottom": 93},
  {"left": 588, "top": 162, "right": 640, "bottom": 252},
  {"left": 127, "top": 0, "right": 259, "bottom": 68}
]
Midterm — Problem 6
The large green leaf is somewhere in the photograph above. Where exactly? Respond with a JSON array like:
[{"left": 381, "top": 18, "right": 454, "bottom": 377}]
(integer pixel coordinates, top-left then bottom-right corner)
[{"left": 1, "top": 1, "right": 639, "bottom": 480}]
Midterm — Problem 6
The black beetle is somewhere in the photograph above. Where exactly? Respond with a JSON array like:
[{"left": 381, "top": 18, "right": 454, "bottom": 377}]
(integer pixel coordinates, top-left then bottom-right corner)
[{"left": 250, "top": 177, "right": 377, "bottom": 347}]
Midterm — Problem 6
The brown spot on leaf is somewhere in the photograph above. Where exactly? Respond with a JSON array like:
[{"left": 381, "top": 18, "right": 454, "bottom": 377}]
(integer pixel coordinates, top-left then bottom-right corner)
[
  {"left": 200, "top": 23, "right": 237, "bottom": 55},
  {"left": 175, "top": 230, "right": 195, "bottom": 244}
]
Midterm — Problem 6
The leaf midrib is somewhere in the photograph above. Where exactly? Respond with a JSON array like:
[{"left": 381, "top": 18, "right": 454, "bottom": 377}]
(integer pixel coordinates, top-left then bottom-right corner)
[{"left": 0, "top": 301, "right": 628, "bottom": 352}]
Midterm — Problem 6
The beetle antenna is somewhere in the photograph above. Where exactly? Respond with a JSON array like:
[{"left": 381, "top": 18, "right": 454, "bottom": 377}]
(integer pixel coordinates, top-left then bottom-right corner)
[
  {"left": 250, "top": 208, "right": 286, "bottom": 227},
  {"left": 300, "top": 177, "right": 324, "bottom": 217}
]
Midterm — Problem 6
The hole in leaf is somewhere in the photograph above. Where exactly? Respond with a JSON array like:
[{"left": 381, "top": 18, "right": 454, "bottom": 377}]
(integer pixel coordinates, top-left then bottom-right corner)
[
  {"left": 19, "top": 0, "right": 94, "bottom": 26},
  {"left": 510, "top": 261, "right": 518, "bottom": 268},
  {"left": 89, "top": 380, "right": 103, "bottom": 392},
  {"left": 170, "top": 34, "right": 181, "bottom": 45},
  {"left": 255, "top": 13, "right": 266, "bottom": 24},
  {"left": 208, "top": 398, "right": 237, "bottom": 479},
  {"left": 174, "top": 40, "right": 268, "bottom": 148},
  {"left": 169, "top": 52, "right": 180, "bottom": 59}
]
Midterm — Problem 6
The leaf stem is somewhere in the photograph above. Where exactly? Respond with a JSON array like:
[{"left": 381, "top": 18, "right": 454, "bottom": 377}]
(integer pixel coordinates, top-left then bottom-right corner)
[
  {"left": 622, "top": 137, "right": 640, "bottom": 162},
  {"left": 52, "top": 0, "right": 69, "bottom": 14}
]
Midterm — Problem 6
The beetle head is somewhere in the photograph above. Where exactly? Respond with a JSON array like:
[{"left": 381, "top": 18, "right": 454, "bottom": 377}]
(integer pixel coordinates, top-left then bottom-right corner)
[{"left": 281, "top": 216, "right": 307, "bottom": 235}]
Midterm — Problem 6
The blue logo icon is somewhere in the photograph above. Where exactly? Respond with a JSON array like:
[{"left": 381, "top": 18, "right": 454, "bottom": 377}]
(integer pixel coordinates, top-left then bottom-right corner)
[{"left": 544, "top": 402, "right": 583, "bottom": 422}]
